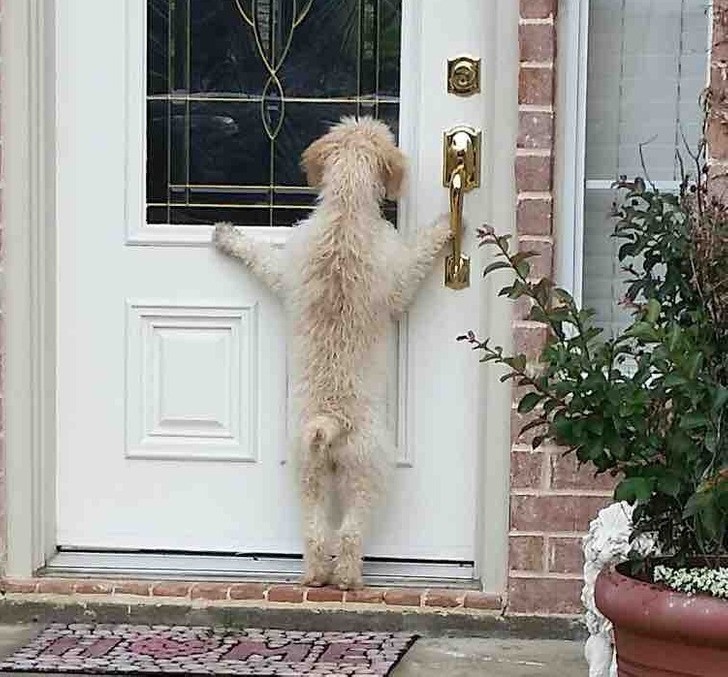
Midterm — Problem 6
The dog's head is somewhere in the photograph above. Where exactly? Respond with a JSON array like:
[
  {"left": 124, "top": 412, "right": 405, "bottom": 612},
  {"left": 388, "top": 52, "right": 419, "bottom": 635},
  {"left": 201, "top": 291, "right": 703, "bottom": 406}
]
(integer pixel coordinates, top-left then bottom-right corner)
[{"left": 301, "top": 117, "right": 406, "bottom": 200}]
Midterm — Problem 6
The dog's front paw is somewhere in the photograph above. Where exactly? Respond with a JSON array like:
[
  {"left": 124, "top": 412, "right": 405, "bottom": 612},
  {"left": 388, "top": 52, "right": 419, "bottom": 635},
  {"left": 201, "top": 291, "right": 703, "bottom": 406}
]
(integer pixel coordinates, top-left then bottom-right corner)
[
  {"left": 432, "top": 213, "right": 454, "bottom": 242},
  {"left": 212, "top": 222, "right": 235, "bottom": 249}
]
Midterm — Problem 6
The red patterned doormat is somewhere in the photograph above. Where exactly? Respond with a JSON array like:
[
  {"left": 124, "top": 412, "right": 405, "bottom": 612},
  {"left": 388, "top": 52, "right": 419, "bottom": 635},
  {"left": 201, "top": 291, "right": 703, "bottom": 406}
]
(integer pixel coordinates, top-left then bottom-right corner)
[{"left": 0, "top": 624, "right": 417, "bottom": 675}]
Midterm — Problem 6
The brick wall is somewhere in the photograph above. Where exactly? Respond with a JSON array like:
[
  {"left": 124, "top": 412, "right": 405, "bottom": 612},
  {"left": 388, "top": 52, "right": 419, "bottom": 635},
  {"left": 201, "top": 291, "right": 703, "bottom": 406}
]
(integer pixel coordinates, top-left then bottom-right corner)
[
  {"left": 710, "top": 0, "right": 728, "bottom": 175},
  {"left": 509, "top": 0, "right": 612, "bottom": 615}
]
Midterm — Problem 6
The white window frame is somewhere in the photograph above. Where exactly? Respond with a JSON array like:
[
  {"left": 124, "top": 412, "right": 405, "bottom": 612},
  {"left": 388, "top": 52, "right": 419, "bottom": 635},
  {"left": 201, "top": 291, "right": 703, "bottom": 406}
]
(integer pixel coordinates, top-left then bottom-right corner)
[
  {"left": 554, "top": 0, "right": 590, "bottom": 306},
  {"left": 556, "top": 0, "right": 713, "bottom": 305}
]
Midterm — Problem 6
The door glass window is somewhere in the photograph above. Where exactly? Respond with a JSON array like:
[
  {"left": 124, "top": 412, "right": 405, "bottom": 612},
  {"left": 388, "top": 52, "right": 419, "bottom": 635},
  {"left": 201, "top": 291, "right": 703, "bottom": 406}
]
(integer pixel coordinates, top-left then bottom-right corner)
[
  {"left": 147, "top": 0, "right": 402, "bottom": 227},
  {"left": 582, "top": 0, "right": 709, "bottom": 335}
]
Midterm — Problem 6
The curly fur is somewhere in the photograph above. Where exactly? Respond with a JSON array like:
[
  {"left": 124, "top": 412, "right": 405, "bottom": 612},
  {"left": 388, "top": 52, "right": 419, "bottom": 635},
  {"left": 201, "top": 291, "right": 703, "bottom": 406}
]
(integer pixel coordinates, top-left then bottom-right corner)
[{"left": 213, "top": 117, "right": 451, "bottom": 589}]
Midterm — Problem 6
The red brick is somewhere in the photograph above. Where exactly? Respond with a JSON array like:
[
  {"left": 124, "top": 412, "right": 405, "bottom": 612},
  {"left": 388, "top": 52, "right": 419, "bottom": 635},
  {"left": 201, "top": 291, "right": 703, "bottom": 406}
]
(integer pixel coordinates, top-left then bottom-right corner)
[
  {"left": 511, "top": 408, "right": 546, "bottom": 446},
  {"left": 513, "top": 383, "right": 536, "bottom": 406},
  {"left": 513, "top": 324, "right": 549, "bottom": 360},
  {"left": 517, "top": 199, "right": 553, "bottom": 236},
  {"left": 36, "top": 579, "right": 75, "bottom": 595},
  {"left": 344, "top": 588, "right": 385, "bottom": 604},
  {"left": 713, "top": 7, "right": 728, "bottom": 61},
  {"left": 306, "top": 586, "right": 344, "bottom": 602},
  {"left": 511, "top": 450, "right": 544, "bottom": 489},
  {"left": 516, "top": 156, "right": 552, "bottom": 193},
  {"left": 2, "top": 578, "right": 38, "bottom": 593},
  {"left": 519, "top": 67, "right": 554, "bottom": 106},
  {"left": 519, "top": 24, "right": 555, "bottom": 63},
  {"left": 267, "top": 585, "right": 305, "bottom": 603},
  {"left": 73, "top": 581, "right": 113, "bottom": 595},
  {"left": 508, "top": 577, "right": 583, "bottom": 614},
  {"left": 190, "top": 583, "right": 229, "bottom": 601},
  {"left": 424, "top": 589, "right": 462, "bottom": 608},
  {"left": 113, "top": 581, "right": 152, "bottom": 596},
  {"left": 383, "top": 589, "right": 421, "bottom": 607},
  {"left": 708, "top": 98, "right": 728, "bottom": 162},
  {"left": 519, "top": 238, "right": 553, "bottom": 279},
  {"left": 517, "top": 112, "right": 554, "bottom": 150},
  {"left": 151, "top": 582, "right": 191, "bottom": 598},
  {"left": 229, "top": 583, "right": 267, "bottom": 600},
  {"left": 510, "top": 495, "right": 611, "bottom": 532},
  {"left": 707, "top": 162, "right": 728, "bottom": 203},
  {"left": 549, "top": 452, "right": 616, "bottom": 492},
  {"left": 513, "top": 296, "right": 536, "bottom": 321},
  {"left": 548, "top": 537, "right": 584, "bottom": 575},
  {"left": 710, "top": 63, "right": 728, "bottom": 101},
  {"left": 520, "top": 0, "right": 556, "bottom": 19},
  {"left": 463, "top": 592, "right": 502, "bottom": 610},
  {"left": 509, "top": 535, "right": 545, "bottom": 572},
  {"left": 711, "top": 37, "right": 728, "bottom": 71}
]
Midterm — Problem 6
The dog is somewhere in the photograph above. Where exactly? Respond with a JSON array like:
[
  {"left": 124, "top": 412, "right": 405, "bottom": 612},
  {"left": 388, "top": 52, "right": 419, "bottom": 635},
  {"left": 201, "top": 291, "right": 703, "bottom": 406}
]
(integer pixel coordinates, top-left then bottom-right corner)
[{"left": 213, "top": 117, "right": 451, "bottom": 589}]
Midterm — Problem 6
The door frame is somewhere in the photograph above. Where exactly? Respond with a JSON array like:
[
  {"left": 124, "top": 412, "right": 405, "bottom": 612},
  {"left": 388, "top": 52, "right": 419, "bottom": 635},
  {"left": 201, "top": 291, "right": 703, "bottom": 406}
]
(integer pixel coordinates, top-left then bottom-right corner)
[
  {"left": 3, "top": 0, "right": 518, "bottom": 595},
  {"left": 3, "top": 0, "right": 58, "bottom": 577}
]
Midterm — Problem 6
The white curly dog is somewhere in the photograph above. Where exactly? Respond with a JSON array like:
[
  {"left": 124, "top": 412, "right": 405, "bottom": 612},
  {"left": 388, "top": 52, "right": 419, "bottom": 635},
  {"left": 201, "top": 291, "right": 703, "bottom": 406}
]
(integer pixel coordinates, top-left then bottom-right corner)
[{"left": 213, "top": 117, "right": 450, "bottom": 589}]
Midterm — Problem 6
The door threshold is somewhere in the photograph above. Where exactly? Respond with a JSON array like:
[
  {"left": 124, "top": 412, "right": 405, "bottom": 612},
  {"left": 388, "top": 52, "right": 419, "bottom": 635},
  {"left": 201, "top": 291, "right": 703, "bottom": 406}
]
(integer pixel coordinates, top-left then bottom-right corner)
[{"left": 41, "top": 550, "right": 479, "bottom": 589}]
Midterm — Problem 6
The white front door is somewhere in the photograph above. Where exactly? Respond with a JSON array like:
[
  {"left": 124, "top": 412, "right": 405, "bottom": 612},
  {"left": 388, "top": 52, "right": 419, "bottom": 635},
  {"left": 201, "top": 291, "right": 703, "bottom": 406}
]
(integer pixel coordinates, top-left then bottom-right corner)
[{"left": 56, "top": 0, "right": 491, "bottom": 574}]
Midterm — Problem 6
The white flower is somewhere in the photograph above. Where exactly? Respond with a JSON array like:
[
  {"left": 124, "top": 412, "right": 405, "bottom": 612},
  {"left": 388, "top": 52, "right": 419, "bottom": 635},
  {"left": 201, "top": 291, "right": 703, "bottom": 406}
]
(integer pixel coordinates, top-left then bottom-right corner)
[{"left": 654, "top": 565, "right": 728, "bottom": 599}]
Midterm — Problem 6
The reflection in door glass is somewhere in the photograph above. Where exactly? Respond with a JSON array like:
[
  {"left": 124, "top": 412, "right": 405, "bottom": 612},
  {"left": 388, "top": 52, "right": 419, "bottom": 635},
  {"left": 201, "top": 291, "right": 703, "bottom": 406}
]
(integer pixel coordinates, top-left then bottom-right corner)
[{"left": 147, "top": 0, "right": 402, "bottom": 227}]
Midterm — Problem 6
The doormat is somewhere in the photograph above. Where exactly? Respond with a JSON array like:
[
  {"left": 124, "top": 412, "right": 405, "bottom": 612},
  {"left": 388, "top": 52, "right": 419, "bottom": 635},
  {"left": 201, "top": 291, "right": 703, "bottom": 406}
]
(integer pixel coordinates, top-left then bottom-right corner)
[{"left": 0, "top": 624, "right": 417, "bottom": 675}]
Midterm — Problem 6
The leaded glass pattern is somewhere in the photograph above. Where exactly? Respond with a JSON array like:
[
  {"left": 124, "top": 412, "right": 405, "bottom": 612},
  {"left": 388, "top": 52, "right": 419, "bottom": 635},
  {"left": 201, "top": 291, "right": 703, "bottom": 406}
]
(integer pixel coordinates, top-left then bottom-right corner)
[{"left": 147, "top": 0, "right": 402, "bottom": 227}]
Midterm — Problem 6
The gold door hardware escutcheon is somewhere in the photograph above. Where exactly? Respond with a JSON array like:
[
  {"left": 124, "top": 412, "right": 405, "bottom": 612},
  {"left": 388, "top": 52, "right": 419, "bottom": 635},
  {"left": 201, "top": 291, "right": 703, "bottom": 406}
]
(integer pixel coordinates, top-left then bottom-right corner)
[
  {"left": 443, "top": 126, "right": 481, "bottom": 290},
  {"left": 447, "top": 56, "right": 481, "bottom": 97}
]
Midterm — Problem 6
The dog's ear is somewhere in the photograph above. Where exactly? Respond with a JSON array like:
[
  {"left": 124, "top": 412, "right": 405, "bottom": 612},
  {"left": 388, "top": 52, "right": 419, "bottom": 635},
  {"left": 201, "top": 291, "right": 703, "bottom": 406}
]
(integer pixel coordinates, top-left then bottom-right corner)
[
  {"left": 383, "top": 147, "right": 407, "bottom": 199},
  {"left": 301, "top": 137, "right": 332, "bottom": 188}
]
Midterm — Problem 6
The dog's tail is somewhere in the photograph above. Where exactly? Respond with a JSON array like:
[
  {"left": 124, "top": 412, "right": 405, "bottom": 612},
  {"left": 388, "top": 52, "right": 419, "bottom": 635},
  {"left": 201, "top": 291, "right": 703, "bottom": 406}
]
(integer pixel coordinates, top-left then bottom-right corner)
[{"left": 302, "top": 414, "right": 342, "bottom": 453}]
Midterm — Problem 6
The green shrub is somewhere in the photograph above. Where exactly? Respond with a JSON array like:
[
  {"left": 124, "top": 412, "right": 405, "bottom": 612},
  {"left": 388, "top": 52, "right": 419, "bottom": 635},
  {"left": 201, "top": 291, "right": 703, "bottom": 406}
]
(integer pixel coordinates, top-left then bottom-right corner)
[{"left": 461, "top": 139, "right": 728, "bottom": 564}]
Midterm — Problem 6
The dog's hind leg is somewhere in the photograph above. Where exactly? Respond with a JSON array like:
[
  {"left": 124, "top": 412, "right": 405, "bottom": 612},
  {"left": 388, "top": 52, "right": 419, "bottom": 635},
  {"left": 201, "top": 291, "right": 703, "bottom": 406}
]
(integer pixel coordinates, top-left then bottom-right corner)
[
  {"left": 331, "top": 432, "right": 384, "bottom": 590},
  {"left": 299, "top": 452, "right": 334, "bottom": 587}
]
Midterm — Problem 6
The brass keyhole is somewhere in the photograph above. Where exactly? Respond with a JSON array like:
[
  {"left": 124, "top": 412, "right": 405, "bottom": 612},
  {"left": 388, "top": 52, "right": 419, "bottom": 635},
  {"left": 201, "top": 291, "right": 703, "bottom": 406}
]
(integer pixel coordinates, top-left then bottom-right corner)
[{"left": 447, "top": 56, "right": 481, "bottom": 97}]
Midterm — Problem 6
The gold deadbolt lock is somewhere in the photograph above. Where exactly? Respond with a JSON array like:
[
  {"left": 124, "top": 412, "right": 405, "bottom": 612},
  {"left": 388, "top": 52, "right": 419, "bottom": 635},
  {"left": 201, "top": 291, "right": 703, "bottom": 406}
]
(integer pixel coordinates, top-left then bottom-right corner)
[
  {"left": 447, "top": 56, "right": 481, "bottom": 97},
  {"left": 443, "top": 126, "right": 481, "bottom": 290}
]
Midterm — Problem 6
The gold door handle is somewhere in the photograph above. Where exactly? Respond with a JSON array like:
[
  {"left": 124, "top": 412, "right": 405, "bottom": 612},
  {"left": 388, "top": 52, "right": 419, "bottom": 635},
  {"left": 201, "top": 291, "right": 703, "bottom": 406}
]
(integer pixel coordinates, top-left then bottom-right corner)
[{"left": 443, "top": 126, "right": 481, "bottom": 290}]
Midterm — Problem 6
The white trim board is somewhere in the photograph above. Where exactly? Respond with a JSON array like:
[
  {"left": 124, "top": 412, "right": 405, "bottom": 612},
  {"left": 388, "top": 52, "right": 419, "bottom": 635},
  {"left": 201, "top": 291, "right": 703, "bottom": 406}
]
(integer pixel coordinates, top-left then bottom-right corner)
[
  {"left": 554, "top": 0, "right": 589, "bottom": 306},
  {"left": 2, "top": 0, "right": 57, "bottom": 577},
  {"left": 584, "top": 180, "right": 682, "bottom": 191}
]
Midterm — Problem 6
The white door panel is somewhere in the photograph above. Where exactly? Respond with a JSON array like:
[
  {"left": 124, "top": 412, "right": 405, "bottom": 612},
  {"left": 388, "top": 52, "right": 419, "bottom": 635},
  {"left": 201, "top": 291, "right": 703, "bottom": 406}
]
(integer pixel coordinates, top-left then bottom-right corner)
[{"left": 57, "top": 0, "right": 489, "bottom": 565}]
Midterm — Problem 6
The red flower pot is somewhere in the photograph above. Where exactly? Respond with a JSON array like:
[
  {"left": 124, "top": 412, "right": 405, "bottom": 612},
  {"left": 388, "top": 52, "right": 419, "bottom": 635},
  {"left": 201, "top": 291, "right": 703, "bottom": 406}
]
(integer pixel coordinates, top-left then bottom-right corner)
[{"left": 595, "top": 565, "right": 728, "bottom": 676}]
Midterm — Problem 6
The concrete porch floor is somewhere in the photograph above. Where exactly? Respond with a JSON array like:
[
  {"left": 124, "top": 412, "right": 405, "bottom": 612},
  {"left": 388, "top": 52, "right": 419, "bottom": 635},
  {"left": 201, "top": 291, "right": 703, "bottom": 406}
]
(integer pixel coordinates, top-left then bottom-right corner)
[{"left": 0, "top": 623, "right": 586, "bottom": 676}]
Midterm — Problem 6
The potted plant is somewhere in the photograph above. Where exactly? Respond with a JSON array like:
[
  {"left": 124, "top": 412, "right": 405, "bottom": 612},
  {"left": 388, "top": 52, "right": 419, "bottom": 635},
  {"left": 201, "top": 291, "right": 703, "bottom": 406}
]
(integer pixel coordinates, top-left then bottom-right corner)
[{"left": 460, "top": 135, "right": 728, "bottom": 674}]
